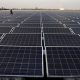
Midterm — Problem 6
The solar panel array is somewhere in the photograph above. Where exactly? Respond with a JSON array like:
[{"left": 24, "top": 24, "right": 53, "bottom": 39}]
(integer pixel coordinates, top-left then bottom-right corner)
[
  {"left": 0, "top": 10, "right": 80, "bottom": 78},
  {"left": 0, "top": 11, "right": 43, "bottom": 77},
  {"left": 43, "top": 11, "right": 80, "bottom": 77}
]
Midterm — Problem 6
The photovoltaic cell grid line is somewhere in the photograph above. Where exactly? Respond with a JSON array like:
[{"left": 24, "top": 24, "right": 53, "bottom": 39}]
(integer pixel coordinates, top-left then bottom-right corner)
[
  {"left": 44, "top": 28, "right": 71, "bottom": 34},
  {"left": 0, "top": 27, "right": 12, "bottom": 33},
  {"left": 0, "top": 34, "right": 41, "bottom": 46},
  {"left": 0, "top": 46, "right": 42, "bottom": 77},
  {"left": 45, "top": 34, "right": 80, "bottom": 46},
  {"left": 46, "top": 47, "right": 80, "bottom": 77},
  {"left": 13, "top": 28, "right": 41, "bottom": 33}
]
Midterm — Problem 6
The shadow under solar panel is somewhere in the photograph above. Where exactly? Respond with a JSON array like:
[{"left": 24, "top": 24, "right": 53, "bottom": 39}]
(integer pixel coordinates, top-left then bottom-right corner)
[
  {"left": 46, "top": 47, "right": 80, "bottom": 77},
  {"left": 0, "top": 46, "right": 43, "bottom": 77}
]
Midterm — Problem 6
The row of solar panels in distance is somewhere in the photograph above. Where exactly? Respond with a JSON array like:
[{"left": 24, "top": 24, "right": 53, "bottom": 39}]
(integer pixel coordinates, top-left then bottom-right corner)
[
  {"left": 0, "top": 21, "right": 60, "bottom": 24},
  {"left": 0, "top": 34, "right": 80, "bottom": 46},
  {"left": 0, "top": 27, "right": 72, "bottom": 34},
  {"left": 1, "top": 27, "right": 80, "bottom": 35},
  {"left": 0, "top": 23, "right": 64, "bottom": 27},
  {"left": 0, "top": 23, "right": 80, "bottom": 28}
]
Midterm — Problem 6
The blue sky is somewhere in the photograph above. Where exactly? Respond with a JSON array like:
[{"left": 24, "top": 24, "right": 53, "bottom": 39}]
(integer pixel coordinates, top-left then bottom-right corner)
[{"left": 0, "top": 0, "right": 80, "bottom": 9}]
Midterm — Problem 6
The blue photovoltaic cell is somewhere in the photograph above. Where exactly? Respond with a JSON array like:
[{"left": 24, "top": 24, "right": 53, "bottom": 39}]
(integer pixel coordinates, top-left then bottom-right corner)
[
  {"left": 46, "top": 47, "right": 80, "bottom": 77},
  {"left": 0, "top": 46, "right": 42, "bottom": 77}
]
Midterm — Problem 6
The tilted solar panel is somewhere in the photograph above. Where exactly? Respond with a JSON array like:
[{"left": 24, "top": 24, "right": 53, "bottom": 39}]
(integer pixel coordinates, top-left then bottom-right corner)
[
  {"left": 44, "top": 28, "right": 71, "bottom": 34},
  {"left": 0, "top": 34, "right": 41, "bottom": 46},
  {"left": 43, "top": 24, "right": 64, "bottom": 28},
  {"left": 19, "top": 24, "right": 41, "bottom": 28},
  {"left": 45, "top": 34, "right": 80, "bottom": 46},
  {"left": 46, "top": 47, "right": 80, "bottom": 77},
  {"left": 13, "top": 28, "right": 41, "bottom": 33},
  {"left": 0, "top": 46, "right": 43, "bottom": 77}
]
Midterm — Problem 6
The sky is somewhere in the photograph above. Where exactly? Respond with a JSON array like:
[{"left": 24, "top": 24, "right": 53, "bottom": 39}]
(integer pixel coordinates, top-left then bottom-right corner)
[{"left": 0, "top": 0, "right": 80, "bottom": 9}]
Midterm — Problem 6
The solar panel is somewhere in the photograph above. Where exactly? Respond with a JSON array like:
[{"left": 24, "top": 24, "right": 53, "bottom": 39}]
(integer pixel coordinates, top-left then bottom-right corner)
[
  {"left": 66, "top": 24, "right": 80, "bottom": 28},
  {"left": 62, "top": 22, "right": 78, "bottom": 25},
  {"left": 19, "top": 24, "right": 41, "bottom": 28},
  {"left": 23, "top": 20, "right": 40, "bottom": 23},
  {"left": 13, "top": 28, "right": 41, "bottom": 33},
  {"left": 5, "top": 21, "right": 21, "bottom": 23},
  {"left": 42, "top": 21, "right": 59, "bottom": 24},
  {"left": 0, "top": 27, "right": 11, "bottom": 33},
  {"left": 43, "top": 24, "right": 64, "bottom": 28},
  {"left": 72, "top": 28, "right": 80, "bottom": 34},
  {"left": 0, "top": 24, "right": 17, "bottom": 27},
  {"left": 0, "top": 46, "right": 43, "bottom": 77},
  {"left": 45, "top": 34, "right": 80, "bottom": 46},
  {"left": 44, "top": 28, "right": 71, "bottom": 34},
  {"left": 46, "top": 47, "right": 80, "bottom": 77},
  {"left": 0, "top": 34, "right": 41, "bottom": 46}
]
